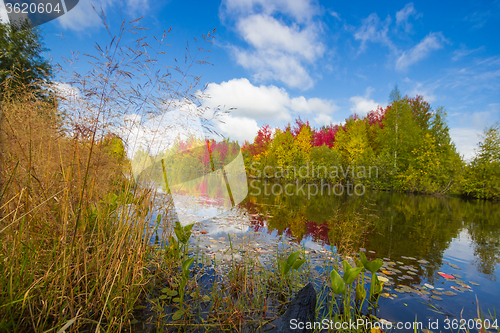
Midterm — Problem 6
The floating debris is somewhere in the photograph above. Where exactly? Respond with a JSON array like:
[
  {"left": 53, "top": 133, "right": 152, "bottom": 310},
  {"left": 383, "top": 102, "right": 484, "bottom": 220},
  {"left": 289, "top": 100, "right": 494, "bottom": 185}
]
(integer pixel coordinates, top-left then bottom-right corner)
[
  {"left": 438, "top": 272, "right": 455, "bottom": 279},
  {"left": 455, "top": 281, "right": 471, "bottom": 289},
  {"left": 451, "top": 286, "right": 471, "bottom": 292},
  {"left": 442, "top": 291, "right": 457, "bottom": 296}
]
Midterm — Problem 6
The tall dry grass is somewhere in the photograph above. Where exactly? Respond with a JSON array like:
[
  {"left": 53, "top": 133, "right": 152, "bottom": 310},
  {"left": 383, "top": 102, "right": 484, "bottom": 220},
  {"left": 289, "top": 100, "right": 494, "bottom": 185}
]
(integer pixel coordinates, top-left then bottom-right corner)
[
  {"left": 0, "top": 13, "right": 215, "bottom": 332},
  {"left": 0, "top": 83, "right": 152, "bottom": 332}
]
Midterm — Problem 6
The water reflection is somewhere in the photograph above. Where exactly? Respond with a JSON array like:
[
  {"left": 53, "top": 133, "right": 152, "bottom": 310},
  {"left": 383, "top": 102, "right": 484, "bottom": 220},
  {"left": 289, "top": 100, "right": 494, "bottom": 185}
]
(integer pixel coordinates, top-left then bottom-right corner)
[
  {"left": 243, "top": 180, "right": 500, "bottom": 281},
  {"left": 242, "top": 180, "right": 500, "bottom": 329}
]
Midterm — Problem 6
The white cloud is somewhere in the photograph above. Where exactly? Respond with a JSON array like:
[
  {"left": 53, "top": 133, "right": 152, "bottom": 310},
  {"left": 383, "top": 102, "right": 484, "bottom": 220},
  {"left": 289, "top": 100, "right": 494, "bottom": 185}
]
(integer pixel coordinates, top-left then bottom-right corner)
[
  {"left": 410, "top": 82, "right": 437, "bottom": 103},
  {"left": 52, "top": 82, "right": 81, "bottom": 101},
  {"left": 396, "top": 3, "right": 421, "bottom": 33},
  {"left": 203, "top": 78, "right": 292, "bottom": 122},
  {"left": 118, "top": 101, "right": 208, "bottom": 160},
  {"left": 313, "top": 114, "right": 333, "bottom": 126},
  {"left": 221, "top": 0, "right": 319, "bottom": 23},
  {"left": 221, "top": 0, "right": 324, "bottom": 90},
  {"left": 56, "top": 0, "right": 149, "bottom": 31},
  {"left": 349, "top": 87, "right": 386, "bottom": 116},
  {"left": 203, "top": 78, "right": 338, "bottom": 124},
  {"left": 330, "top": 11, "right": 341, "bottom": 20},
  {"left": 450, "top": 128, "right": 481, "bottom": 161},
  {"left": 0, "top": 2, "right": 9, "bottom": 24},
  {"left": 452, "top": 45, "right": 483, "bottom": 61},
  {"left": 234, "top": 49, "right": 315, "bottom": 90},
  {"left": 354, "top": 13, "right": 396, "bottom": 53},
  {"left": 237, "top": 14, "right": 323, "bottom": 61},
  {"left": 395, "top": 32, "right": 446, "bottom": 71},
  {"left": 217, "top": 114, "right": 260, "bottom": 143}
]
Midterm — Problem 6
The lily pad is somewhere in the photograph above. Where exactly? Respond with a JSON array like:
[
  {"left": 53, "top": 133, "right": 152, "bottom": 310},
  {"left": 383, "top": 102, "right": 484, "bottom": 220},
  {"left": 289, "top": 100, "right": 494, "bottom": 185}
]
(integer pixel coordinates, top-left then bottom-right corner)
[
  {"left": 377, "top": 275, "right": 389, "bottom": 283},
  {"left": 167, "top": 290, "right": 178, "bottom": 297},
  {"left": 172, "top": 311, "right": 184, "bottom": 320}
]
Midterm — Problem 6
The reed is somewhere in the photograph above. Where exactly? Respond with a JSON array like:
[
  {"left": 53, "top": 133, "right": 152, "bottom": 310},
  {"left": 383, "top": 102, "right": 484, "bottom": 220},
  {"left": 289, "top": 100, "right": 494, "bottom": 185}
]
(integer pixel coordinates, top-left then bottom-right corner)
[{"left": 0, "top": 12, "right": 215, "bottom": 332}]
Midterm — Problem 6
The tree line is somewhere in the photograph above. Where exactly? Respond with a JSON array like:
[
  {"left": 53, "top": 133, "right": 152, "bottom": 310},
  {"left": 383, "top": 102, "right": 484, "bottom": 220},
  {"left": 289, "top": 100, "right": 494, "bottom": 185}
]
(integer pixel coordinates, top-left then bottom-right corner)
[{"left": 241, "top": 87, "right": 499, "bottom": 200}]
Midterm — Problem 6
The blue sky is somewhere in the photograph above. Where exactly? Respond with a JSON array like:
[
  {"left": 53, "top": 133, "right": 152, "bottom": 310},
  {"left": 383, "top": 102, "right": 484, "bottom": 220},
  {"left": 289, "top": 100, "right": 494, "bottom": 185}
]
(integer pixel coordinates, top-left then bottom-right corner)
[{"left": 1, "top": 0, "right": 499, "bottom": 159}]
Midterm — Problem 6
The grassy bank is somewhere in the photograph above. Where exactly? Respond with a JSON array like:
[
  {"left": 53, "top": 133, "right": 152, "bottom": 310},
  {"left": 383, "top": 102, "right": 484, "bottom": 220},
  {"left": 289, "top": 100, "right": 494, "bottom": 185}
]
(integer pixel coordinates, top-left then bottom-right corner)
[{"left": 0, "top": 87, "right": 158, "bottom": 332}]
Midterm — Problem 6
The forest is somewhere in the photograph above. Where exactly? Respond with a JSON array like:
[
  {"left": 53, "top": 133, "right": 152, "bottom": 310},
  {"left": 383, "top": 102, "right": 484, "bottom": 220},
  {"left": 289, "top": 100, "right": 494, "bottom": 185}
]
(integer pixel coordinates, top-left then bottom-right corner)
[{"left": 240, "top": 90, "right": 500, "bottom": 200}]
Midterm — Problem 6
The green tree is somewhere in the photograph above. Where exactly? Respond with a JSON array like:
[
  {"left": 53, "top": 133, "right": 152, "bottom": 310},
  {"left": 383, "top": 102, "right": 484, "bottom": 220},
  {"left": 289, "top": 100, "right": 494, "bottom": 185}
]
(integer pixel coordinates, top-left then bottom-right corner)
[
  {"left": 462, "top": 123, "right": 500, "bottom": 199},
  {"left": 0, "top": 20, "right": 52, "bottom": 99}
]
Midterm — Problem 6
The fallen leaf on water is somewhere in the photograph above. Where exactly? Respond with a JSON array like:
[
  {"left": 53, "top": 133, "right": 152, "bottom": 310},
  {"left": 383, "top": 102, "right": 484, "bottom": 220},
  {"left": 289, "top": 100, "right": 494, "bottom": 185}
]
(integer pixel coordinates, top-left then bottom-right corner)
[
  {"left": 431, "top": 295, "right": 442, "bottom": 301},
  {"left": 442, "top": 291, "right": 457, "bottom": 296},
  {"left": 469, "top": 281, "right": 480, "bottom": 286},
  {"left": 424, "top": 283, "right": 434, "bottom": 289},
  {"left": 438, "top": 272, "right": 455, "bottom": 279},
  {"left": 200, "top": 231, "right": 208, "bottom": 234}
]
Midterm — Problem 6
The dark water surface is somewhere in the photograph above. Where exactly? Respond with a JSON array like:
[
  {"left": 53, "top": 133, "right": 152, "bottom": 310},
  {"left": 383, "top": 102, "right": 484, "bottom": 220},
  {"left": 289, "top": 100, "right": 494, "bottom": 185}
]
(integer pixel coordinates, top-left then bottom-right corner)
[{"left": 240, "top": 180, "right": 500, "bottom": 331}]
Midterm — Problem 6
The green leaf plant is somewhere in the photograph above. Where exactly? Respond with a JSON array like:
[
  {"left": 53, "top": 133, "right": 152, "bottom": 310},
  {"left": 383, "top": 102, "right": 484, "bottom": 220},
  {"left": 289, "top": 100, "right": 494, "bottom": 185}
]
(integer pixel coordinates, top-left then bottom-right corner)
[
  {"left": 279, "top": 250, "right": 306, "bottom": 291},
  {"left": 328, "top": 252, "right": 384, "bottom": 323}
]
